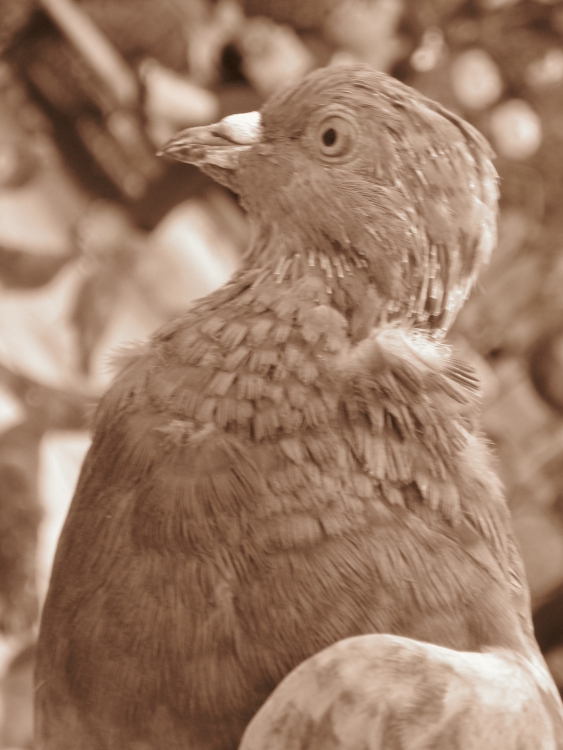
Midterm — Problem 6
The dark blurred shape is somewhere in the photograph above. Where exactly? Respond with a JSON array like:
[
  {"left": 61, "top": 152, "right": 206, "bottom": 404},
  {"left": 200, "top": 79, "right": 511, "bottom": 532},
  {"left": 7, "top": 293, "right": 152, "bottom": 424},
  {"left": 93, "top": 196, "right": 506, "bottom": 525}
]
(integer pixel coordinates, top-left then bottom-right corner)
[
  {"left": 0, "top": 244, "right": 77, "bottom": 289},
  {"left": 534, "top": 583, "right": 563, "bottom": 654},
  {"left": 77, "top": 0, "right": 191, "bottom": 71},
  {"left": 7, "top": 10, "right": 156, "bottom": 203},
  {"left": 219, "top": 42, "right": 247, "bottom": 83},
  {"left": 530, "top": 327, "right": 563, "bottom": 414},
  {"left": 0, "top": 139, "right": 38, "bottom": 188},
  {"left": 0, "top": 0, "right": 35, "bottom": 55},
  {"left": 5, "top": 5, "right": 216, "bottom": 229},
  {"left": 39, "top": 0, "right": 140, "bottom": 108},
  {"left": 0, "top": 424, "right": 41, "bottom": 636},
  {"left": 241, "top": 0, "right": 342, "bottom": 29}
]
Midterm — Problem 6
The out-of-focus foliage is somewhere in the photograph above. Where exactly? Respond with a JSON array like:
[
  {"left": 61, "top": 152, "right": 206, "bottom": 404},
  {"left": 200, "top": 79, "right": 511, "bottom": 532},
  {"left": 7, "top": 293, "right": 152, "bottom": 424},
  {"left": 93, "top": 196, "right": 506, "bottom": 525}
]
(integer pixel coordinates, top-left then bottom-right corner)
[{"left": 1, "top": 0, "right": 563, "bottom": 746}]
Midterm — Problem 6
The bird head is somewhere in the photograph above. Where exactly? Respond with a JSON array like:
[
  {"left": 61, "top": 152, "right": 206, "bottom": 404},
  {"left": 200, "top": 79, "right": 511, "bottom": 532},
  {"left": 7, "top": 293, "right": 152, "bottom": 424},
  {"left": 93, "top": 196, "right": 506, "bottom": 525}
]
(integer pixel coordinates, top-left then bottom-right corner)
[{"left": 163, "top": 64, "right": 498, "bottom": 336}]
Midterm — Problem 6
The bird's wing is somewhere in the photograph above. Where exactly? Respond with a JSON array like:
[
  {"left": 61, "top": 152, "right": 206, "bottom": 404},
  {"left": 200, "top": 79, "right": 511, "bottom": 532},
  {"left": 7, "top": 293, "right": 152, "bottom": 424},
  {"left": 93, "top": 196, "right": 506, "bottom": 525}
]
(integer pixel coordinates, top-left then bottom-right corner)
[
  {"left": 336, "top": 326, "right": 535, "bottom": 642},
  {"left": 35, "top": 331, "right": 269, "bottom": 748}
]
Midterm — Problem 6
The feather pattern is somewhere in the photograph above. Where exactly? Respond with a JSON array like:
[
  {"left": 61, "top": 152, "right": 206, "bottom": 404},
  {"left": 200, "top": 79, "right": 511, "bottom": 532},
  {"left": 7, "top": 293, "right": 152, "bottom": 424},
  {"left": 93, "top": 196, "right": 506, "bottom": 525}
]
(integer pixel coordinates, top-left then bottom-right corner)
[
  {"left": 37, "top": 280, "right": 537, "bottom": 749},
  {"left": 35, "top": 64, "right": 560, "bottom": 750}
]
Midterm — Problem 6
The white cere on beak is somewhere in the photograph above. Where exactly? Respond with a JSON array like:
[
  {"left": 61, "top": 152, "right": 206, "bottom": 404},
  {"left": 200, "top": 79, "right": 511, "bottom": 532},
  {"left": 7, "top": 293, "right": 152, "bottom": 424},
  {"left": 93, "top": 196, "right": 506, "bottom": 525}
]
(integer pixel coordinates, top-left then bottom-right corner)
[{"left": 215, "top": 111, "right": 263, "bottom": 145}]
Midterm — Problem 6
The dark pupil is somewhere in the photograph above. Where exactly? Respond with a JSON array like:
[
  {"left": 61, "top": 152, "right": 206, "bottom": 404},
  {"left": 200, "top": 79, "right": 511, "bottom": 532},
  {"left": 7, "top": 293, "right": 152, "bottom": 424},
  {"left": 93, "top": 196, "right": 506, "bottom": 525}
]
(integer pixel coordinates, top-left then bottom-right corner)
[{"left": 322, "top": 128, "right": 337, "bottom": 147}]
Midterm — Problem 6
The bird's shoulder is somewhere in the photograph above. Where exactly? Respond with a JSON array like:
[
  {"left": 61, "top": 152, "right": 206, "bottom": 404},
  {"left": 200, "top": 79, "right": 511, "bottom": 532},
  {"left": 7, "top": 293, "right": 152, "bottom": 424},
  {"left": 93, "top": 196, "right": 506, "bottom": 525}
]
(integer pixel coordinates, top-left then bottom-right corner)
[
  {"left": 86, "top": 276, "right": 512, "bottom": 564},
  {"left": 61, "top": 274, "right": 351, "bottom": 562},
  {"left": 97, "top": 273, "right": 346, "bottom": 427}
]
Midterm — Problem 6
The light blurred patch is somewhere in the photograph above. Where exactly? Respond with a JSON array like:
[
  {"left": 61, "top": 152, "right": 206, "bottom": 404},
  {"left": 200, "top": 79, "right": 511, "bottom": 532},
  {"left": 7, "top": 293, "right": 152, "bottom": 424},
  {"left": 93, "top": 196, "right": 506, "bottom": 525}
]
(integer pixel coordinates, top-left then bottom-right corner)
[
  {"left": 137, "top": 198, "right": 240, "bottom": 319},
  {"left": 0, "top": 263, "right": 83, "bottom": 390},
  {"left": 0, "top": 384, "right": 24, "bottom": 435},
  {"left": 37, "top": 430, "right": 91, "bottom": 610}
]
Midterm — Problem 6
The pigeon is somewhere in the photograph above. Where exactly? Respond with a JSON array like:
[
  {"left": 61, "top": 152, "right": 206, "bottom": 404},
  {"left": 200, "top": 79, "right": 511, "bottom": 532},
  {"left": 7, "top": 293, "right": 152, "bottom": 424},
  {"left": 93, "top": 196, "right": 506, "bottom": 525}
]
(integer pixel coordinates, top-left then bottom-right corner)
[
  {"left": 35, "top": 64, "right": 549, "bottom": 750},
  {"left": 239, "top": 634, "right": 563, "bottom": 750}
]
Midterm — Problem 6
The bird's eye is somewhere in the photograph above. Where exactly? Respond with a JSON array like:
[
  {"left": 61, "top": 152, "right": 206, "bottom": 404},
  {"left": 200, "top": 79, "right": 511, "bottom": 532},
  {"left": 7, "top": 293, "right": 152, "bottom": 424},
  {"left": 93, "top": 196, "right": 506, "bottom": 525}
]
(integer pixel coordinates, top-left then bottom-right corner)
[
  {"left": 322, "top": 128, "right": 337, "bottom": 147},
  {"left": 315, "top": 115, "right": 357, "bottom": 161}
]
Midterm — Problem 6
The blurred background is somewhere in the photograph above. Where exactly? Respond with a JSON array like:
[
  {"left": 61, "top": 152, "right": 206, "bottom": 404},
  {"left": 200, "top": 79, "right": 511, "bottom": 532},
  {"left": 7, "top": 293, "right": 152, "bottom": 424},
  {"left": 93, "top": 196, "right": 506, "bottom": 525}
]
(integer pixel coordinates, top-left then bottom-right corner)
[{"left": 0, "top": 0, "right": 563, "bottom": 745}]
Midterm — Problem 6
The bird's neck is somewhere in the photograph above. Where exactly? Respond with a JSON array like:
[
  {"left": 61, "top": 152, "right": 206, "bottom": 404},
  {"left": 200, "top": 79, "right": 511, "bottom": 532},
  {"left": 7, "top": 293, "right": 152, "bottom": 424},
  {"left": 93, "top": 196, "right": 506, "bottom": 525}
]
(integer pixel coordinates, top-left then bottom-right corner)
[{"left": 236, "top": 221, "right": 414, "bottom": 342}]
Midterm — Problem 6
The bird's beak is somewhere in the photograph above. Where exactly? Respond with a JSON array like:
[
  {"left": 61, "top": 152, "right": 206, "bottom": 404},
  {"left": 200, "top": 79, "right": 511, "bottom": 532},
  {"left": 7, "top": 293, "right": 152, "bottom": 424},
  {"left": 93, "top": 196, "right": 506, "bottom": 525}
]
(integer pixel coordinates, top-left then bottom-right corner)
[{"left": 160, "top": 111, "right": 262, "bottom": 174}]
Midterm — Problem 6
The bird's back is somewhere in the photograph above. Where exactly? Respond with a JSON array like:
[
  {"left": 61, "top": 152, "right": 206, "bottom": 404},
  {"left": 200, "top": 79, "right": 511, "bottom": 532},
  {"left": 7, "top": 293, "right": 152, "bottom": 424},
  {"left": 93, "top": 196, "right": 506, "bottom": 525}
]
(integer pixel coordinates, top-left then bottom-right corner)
[{"left": 36, "top": 270, "right": 533, "bottom": 749}]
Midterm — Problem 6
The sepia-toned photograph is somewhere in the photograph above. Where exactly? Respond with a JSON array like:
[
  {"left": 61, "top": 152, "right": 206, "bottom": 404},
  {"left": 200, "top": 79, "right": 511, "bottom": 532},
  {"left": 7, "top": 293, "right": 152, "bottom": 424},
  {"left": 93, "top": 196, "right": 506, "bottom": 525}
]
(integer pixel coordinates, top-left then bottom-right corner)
[{"left": 1, "top": 0, "right": 563, "bottom": 747}]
